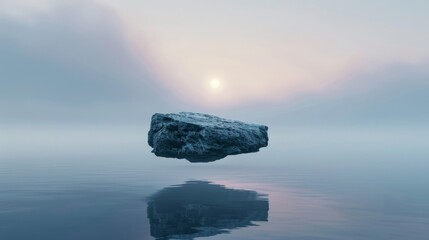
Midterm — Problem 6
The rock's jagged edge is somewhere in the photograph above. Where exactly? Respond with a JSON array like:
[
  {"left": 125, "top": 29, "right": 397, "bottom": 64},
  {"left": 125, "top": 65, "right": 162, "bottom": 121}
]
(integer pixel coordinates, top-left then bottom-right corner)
[{"left": 148, "top": 112, "right": 268, "bottom": 162}]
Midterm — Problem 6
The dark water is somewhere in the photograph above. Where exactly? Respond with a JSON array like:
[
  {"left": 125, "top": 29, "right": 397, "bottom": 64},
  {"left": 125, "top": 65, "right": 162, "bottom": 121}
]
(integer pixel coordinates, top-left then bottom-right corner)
[{"left": 1, "top": 126, "right": 428, "bottom": 240}]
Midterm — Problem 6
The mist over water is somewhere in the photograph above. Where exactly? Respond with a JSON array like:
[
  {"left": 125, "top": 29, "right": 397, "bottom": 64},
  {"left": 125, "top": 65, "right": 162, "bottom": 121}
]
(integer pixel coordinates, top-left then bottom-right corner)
[{"left": 1, "top": 125, "right": 428, "bottom": 240}]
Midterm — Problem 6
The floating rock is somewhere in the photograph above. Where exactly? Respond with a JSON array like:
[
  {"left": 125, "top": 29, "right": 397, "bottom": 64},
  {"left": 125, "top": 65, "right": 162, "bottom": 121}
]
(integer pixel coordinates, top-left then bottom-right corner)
[{"left": 148, "top": 112, "right": 268, "bottom": 162}]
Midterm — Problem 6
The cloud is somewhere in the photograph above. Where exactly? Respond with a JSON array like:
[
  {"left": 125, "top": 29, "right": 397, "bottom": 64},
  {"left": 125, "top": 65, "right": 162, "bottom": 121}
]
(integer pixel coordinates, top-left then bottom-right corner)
[
  {"left": 1, "top": 1, "right": 428, "bottom": 126},
  {"left": 0, "top": 1, "right": 169, "bottom": 124},
  {"left": 265, "top": 61, "right": 429, "bottom": 126}
]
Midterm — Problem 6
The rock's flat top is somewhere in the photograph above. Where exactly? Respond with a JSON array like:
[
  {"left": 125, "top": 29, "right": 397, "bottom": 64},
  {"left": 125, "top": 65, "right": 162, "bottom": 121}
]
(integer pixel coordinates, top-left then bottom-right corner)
[{"left": 148, "top": 112, "right": 268, "bottom": 162}]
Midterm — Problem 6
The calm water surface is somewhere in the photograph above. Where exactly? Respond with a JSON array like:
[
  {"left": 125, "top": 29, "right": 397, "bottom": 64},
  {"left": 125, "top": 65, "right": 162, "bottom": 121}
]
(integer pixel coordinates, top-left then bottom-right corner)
[{"left": 0, "top": 126, "right": 428, "bottom": 239}]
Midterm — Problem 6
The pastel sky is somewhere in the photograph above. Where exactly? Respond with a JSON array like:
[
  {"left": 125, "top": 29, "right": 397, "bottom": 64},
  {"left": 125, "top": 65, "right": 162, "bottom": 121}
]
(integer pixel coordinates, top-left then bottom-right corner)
[
  {"left": 109, "top": 0, "right": 429, "bottom": 106},
  {"left": 1, "top": 0, "right": 428, "bottom": 124}
]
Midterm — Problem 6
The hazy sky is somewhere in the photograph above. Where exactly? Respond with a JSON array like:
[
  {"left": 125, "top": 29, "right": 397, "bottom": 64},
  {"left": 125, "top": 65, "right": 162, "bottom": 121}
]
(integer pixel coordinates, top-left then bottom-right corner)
[{"left": 0, "top": 0, "right": 428, "bottom": 124}]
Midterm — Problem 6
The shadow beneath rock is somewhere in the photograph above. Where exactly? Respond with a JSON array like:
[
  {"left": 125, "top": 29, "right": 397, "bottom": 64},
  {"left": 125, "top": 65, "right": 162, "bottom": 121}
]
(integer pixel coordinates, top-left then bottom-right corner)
[{"left": 147, "top": 181, "right": 269, "bottom": 240}]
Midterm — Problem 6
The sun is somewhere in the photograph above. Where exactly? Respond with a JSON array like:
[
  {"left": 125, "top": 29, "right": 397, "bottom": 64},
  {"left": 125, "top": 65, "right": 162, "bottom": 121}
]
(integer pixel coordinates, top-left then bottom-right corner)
[{"left": 210, "top": 78, "right": 220, "bottom": 89}]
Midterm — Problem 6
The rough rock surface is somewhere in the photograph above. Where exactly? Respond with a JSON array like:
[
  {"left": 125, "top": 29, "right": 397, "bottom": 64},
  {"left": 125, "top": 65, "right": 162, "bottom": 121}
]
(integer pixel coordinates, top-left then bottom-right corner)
[{"left": 148, "top": 112, "right": 268, "bottom": 162}]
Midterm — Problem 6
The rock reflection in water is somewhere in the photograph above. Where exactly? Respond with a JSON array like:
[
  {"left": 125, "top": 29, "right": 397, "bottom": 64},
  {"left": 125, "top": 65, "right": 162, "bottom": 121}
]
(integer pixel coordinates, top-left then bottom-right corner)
[{"left": 147, "top": 181, "right": 269, "bottom": 239}]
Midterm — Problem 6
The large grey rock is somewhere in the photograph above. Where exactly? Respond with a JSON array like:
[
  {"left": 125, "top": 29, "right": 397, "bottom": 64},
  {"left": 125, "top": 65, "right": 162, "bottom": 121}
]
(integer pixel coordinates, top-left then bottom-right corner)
[{"left": 148, "top": 112, "right": 268, "bottom": 162}]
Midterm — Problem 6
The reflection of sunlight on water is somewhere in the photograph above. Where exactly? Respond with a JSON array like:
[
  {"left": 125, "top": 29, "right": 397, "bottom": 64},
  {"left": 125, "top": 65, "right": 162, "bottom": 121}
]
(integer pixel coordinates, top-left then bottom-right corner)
[{"left": 211, "top": 179, "right": 344, "bottom": 235}]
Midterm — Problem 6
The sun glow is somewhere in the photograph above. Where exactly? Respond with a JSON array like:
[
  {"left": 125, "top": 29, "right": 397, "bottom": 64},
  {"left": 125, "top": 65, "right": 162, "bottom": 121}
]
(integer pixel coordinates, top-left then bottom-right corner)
[{"left": 210, "top": 78, "right": 220, "bottom": 89}]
